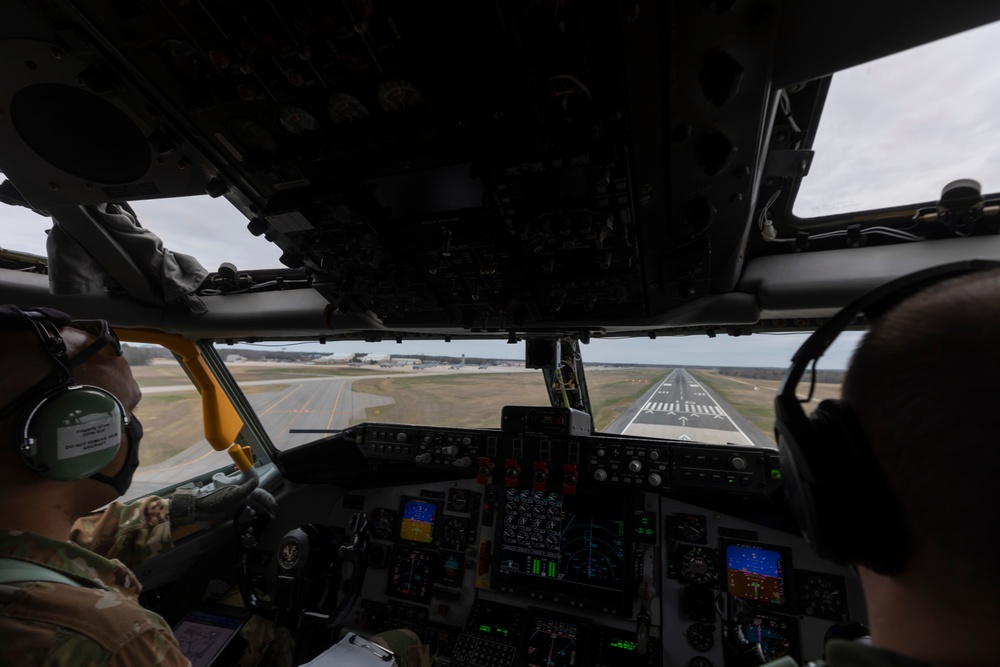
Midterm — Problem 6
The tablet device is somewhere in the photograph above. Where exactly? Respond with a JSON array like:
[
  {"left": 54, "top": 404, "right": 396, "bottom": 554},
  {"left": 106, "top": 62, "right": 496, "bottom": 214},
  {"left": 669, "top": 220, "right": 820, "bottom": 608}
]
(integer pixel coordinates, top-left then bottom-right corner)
[{"left": 173, "top": 602, "right": 250, "bottom": 667}]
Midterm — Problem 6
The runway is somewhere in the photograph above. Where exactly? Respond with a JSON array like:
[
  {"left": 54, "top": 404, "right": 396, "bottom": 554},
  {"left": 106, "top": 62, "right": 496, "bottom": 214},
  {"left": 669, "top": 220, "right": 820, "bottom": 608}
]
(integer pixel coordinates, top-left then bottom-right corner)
[
  {"left": 604, "top": 368, "right": 771, "bottom": 447},
  {"left": 128, "top": 367, "right": 773, "bottom": 500}
]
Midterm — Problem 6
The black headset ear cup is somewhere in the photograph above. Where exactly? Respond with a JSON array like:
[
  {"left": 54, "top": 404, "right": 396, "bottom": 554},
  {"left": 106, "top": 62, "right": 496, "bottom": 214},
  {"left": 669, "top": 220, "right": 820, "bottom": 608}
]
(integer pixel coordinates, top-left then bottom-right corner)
[
  {"left": 797, "top": 399, "right": 908, "bottom": 573},
  {"left": 18, "top": 385, "right": 124, "bottom": 482}
]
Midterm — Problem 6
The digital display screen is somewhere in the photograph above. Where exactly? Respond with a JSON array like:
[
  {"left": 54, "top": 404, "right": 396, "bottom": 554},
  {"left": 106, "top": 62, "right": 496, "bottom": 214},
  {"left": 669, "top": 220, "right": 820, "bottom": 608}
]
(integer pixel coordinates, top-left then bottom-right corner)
[
  {"left": 525, "top": 613, "right": 583, "bottom": 667},
  {"left": 494, "top": 490, "right": 630, "bottom": 609},
  {"left": 386, "top": 546, "right": 434, "bottom": 603},
  {"left": 173, "top": 606, "right": 247, "bottom": 667},
  {"left": 466, "top": 600, "right": 523, "bottom": 645},
  {"left": 726, "top": 543, "right": 787, "bottom": 605},
  {"left": 398, "top": 498, "right": 438, "bottom": 543}
]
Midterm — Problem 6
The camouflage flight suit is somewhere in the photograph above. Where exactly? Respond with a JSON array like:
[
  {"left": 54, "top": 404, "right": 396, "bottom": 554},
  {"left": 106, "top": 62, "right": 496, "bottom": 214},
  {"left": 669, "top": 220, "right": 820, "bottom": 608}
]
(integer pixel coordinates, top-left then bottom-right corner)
[
  {"left": 0, "top": 496, "right": 187, "bottom": 667},
  {"left": 0, "top": 496, "right": 428, "bottom": 667}
]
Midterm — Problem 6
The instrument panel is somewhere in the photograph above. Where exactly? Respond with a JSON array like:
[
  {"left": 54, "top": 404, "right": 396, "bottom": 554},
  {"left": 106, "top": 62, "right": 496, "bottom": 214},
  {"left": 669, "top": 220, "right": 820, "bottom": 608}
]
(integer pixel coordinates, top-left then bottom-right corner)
[{"left": 267, "top": 420, "right": 868, "bottom": 667}]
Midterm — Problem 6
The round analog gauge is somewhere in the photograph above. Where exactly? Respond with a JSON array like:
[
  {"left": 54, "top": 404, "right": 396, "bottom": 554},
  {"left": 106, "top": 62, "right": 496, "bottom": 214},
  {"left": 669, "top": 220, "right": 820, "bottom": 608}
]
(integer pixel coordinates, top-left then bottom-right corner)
[
  {"left": 378, "top": 78, "right": 425, "bottom": 112},
  {"left": 797, "top": 571, "right": 847, "bottom": 620},
  {"left": 676, "top": 514, "right": 707, "bottom": 543},
  {"left": 161, "top": 40, "right": 212, "bottom": 82},
  {"left": 688, "top": 657, "right": 714, "bottom": 667},
  {"left": 519, "top": 489, "right": 533, "bottom": 502},
  {"left": 681, "top": 547, "right": 719, "bottom": 585},
  {"left": 547, "top": 505, "right": 561, "bottom": 517},
  {"left": 277, "top": 105, "right": 320, "bottom": 135},
  {"left": 447, "top": 488, "right": 470, "bottom": 513},
  {"left": 441, "top": 517, "right": 468, "bottom": 551},
  {"left": 278, "top": 540, "right": 300, "bottom": 570},
  {"left": 371, "top": 508, "right": 399, "bottom": 541},
  {"left": 533, "top": 490, "right": 546, "bottom": 503},
  {"left": 686, "top": 623, "right": 715, "bottom": 652},
  {"left": 548, "top": 492, "right": 560, "bottom": 505},
  {"left": 538, "top": 74, "right": 593, "bottom": 127},
  {"left": 229, "top": 118, "right": 278, "bottom": 156},
  {"left": 506, "top": 487, "right": 519, "bottom": 500},
  {"left": 439, "top": 553, "right": 463, "bottom": 586},
  {"left": 506, "top": 501, "right": 519, "bottom": 515},
  {"left": 327, "top": 93, "right": 370, "bottom": 123}
]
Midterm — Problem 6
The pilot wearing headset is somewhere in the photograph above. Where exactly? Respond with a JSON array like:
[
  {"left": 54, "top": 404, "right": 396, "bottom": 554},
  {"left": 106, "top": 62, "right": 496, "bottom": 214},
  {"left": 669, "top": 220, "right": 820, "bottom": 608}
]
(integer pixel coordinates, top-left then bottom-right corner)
[
  {"left": 0, "top": 305, "right": 270, "bottom": 666},
  {"left": 770, "top": 261, "right": 1000, "bottom": 667}
]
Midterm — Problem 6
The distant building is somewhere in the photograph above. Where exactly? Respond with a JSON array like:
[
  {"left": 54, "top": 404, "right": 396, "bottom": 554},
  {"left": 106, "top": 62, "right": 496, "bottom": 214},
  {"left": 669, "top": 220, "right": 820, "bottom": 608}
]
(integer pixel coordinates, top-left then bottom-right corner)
[
  {"left": 315, "top": 352, "right": 354, "bottom": 364},
  {"left": 226, "top": 354, "right": 246, "bottom": 363},
  {"left": 362, "top": 353, "right": 391, "bottom": 364}
]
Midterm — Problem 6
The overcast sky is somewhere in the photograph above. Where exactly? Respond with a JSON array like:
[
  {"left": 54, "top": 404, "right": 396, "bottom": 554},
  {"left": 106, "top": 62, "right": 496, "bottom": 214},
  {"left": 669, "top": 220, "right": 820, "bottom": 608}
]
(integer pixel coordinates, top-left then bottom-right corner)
[{"left": 2, "top": 19, "right": 989, "bottom": 368}]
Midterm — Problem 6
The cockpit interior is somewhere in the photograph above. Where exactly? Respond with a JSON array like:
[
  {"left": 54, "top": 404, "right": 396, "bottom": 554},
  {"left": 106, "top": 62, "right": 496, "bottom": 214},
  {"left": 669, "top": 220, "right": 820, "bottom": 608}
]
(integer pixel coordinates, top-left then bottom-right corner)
[{"left": 2, "top": 1, "right": 1000, "bottom": 666}]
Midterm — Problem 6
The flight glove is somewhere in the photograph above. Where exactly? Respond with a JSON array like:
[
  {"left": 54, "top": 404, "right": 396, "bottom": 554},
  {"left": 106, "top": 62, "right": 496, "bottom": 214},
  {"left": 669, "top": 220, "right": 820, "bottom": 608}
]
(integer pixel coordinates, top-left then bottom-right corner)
[{"left": 170, "top": 475, "right": 277, "bottom": 526}]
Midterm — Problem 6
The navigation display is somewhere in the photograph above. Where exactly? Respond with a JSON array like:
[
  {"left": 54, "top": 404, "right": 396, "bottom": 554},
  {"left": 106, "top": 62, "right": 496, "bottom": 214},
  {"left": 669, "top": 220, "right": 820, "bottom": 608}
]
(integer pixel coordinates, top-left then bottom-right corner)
[
  {"left": 494, "top": 490, "right": 631, "bottom": 610},
  {"left": 725, "top": 543, "right": 788, "bottom": 606},
  {"left": 525, "top": 613, "right": 584, "bottom": 667}
]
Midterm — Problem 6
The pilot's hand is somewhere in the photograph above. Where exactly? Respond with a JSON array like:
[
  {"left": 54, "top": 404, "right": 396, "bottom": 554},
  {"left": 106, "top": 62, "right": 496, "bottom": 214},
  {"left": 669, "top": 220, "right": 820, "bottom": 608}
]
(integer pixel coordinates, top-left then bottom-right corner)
[{"left": 170, "top": 476, "right": 277, "bottom": 526}]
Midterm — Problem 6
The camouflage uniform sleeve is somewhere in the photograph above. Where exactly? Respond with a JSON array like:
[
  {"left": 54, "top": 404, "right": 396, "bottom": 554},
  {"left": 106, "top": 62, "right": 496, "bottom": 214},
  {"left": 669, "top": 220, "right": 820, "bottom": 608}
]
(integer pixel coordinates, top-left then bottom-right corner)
[
  {"left": 109, "top": 629, "right": 192, "bottom": 667},
  {"left": 70, "top": 496, "right": 174, "bottom": 566}
]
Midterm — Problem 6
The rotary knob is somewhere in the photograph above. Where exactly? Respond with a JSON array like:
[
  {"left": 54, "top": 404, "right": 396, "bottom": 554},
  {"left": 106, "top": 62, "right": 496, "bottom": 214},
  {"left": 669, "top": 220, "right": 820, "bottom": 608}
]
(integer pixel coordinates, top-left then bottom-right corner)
[
  {"left": 415, "top": 453, "right": 432, "bottom": 464},
  {"left": 442, "top": 445, "right": 459, "bottom": 456},
  {"left": 730, "top": 456, "right": 747, "bottom": 470},
  {"left": 648, "top": 473, "right": 662, "bottom": 487},
  {"left": 396, "top": 432, "right": 408, "bottom": 443},
  {"left": 593, "top": 468, "right": 608, "bottom": 482},
  {"left": 628, "top": 459, "right": 643, "bottom": 473}
]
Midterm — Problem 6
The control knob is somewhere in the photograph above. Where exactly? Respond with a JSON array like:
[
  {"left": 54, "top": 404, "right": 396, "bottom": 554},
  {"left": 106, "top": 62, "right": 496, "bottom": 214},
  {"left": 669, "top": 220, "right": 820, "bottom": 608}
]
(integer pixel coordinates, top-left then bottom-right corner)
[
  {"left": 594, "top": 468, "right": 608, "bottom": 482},
  {"left": 415, "top": 453, "right": 432, "bottom": 464},
  {"left": 628, "top": 459, "right": 643, "bottom": 473},
  {"left": 442, "top": 445, "right": 459, "bottom": 456},
  {"left": 730, "top": 456, "right": 747, "bottom": 470},
  {"left": 396, "top": 432, "right": 408, "bottom": 443},
  {"left": 453, "top": 457, "right": 472, "bottom": 467},
  {"left": 648, "top": 473, "right": 662, "bottom": 487}
]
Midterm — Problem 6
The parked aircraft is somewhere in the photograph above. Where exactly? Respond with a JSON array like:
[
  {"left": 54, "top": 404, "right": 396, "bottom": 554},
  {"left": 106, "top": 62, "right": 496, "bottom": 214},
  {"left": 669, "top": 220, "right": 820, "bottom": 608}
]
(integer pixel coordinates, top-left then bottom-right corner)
[{"left": 1, "top": 1, "right": 998, "bottom": 666}]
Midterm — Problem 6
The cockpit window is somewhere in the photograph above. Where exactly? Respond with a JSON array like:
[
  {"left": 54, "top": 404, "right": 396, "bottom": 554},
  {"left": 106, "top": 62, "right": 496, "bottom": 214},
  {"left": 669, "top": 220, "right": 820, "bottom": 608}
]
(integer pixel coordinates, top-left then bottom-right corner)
[
  {"left": 219, "top": 334, "right": 861, "bottom": 454},
  {"left": 792, "top": 20, "right": 1000, "bottom": 219},
  {"left": 0, "top": 185, "right": 280, "bottom": 271}
]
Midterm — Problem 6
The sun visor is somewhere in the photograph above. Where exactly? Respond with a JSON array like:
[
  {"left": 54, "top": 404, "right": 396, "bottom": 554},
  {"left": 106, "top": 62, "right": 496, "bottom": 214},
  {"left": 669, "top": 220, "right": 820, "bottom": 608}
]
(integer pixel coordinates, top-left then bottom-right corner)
[{"left": 47, "top": 202, "right": 208, "bottom": 312}]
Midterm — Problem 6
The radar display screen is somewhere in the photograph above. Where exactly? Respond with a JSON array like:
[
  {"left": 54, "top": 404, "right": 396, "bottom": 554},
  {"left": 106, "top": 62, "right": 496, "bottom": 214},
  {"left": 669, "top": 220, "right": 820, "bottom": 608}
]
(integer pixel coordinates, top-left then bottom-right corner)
[
  {"left": 725, "top": 543, "right": 788, "bottom": 606},
  {"left": 386, "top": 546, "right": 434, "bottom": 603},
  {"left": 494, "top": 490, "right": 631, "bottom": 610},
  {"left": 398, "top": 497, "right": 439, "bottom": 544},
  {"left": 525, "top": 613, "right": 585, "bottom": 667}
]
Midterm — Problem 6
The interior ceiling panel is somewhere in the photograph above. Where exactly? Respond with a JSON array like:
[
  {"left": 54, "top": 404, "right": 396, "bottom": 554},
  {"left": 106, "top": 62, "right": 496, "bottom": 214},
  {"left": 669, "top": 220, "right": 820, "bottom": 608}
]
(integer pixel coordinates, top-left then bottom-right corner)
[{"left": 2, "top": 1, "right": 998, "bottom": 334}]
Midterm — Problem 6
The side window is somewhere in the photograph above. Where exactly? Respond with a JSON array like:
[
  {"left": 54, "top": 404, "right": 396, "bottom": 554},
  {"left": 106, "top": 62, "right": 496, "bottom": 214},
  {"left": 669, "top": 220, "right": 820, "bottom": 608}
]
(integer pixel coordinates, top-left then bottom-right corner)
[{"left": 121, "top": 343, "right": 236, "bottom": 503}]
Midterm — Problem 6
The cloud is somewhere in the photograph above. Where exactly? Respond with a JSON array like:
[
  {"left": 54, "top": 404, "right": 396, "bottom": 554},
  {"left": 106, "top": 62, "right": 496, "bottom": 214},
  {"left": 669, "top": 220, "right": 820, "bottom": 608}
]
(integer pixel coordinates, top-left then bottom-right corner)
[{"left": 795, "top": 20, "right": 1000, "bottom": 216}]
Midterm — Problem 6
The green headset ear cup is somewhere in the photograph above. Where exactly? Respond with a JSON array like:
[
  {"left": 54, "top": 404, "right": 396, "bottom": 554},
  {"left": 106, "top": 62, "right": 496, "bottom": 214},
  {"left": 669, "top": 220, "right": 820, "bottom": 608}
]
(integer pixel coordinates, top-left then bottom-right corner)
[{"left": 20, "top": 386, "right": 124, "bottom": 481}]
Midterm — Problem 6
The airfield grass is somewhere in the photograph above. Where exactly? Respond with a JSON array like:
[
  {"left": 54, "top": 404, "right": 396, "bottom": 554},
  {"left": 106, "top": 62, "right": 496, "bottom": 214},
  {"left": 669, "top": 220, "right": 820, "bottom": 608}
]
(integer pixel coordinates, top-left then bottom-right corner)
[
  {"left": 690, "top": 370, "right": 842, "bottom": 442},
  {"left": 130, "top": 363, "right": 394, "bottom": 387},
  {"left": 135, "top": 382, "right": 286, "bottom": 465},
  {"left": 350, "top": 367, "right": 671, "bottom": 431},
  {"left": 131, "top": 363, "right": 837, "bottom": 465}
]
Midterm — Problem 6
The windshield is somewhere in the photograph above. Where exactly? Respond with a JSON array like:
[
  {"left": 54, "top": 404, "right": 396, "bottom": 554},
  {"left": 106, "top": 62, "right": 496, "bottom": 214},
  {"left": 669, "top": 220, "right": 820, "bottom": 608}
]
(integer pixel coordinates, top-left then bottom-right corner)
[{"left": 217, "top": 333, "right": 863, "bottom": 454}]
